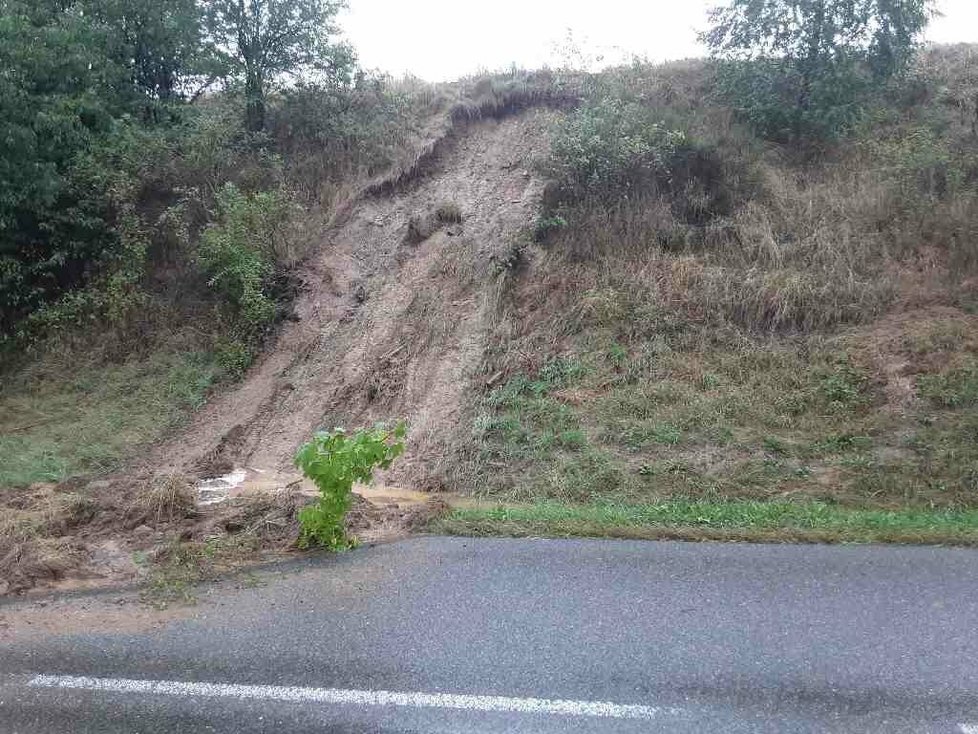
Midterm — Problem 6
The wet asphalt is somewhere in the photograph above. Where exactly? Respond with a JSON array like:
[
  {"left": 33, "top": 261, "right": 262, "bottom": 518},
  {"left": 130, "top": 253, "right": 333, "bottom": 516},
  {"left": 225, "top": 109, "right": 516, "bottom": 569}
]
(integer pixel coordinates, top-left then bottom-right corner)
[{"left": 2, "top": 536, "right": 978, "bottom": 732}]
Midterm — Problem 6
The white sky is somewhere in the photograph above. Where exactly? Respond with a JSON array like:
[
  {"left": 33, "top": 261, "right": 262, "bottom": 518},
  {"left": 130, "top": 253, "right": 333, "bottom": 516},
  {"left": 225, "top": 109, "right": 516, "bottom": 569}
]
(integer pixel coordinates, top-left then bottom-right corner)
[{"left": 340, "top": 0, "right": 978, "bottom": 82}]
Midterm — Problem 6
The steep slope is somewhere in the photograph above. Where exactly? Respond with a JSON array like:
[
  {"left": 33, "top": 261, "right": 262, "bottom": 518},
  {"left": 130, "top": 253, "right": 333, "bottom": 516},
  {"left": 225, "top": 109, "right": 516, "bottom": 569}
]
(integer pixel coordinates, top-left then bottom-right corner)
[{"left": 159, "top": 110, "right": 555, "bottom": 490}]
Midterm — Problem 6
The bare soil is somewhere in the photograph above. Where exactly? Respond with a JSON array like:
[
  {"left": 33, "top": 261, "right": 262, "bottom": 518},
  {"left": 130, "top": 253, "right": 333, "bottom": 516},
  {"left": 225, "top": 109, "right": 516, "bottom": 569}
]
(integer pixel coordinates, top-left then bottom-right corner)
[
  {"left": 1, "top": 108, "right": 554, "bottom": 596},
  {"left": 159, "top": 109, "right": 554, "bottom": 489}
]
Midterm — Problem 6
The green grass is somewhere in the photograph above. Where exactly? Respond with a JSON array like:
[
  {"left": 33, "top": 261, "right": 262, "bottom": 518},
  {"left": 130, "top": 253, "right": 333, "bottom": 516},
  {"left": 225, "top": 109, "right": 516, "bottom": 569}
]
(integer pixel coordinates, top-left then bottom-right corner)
[
  {"left": 0, "top": 350, "right": 220, "bottom": 488},
  {"left": 432, "top": 500, "right": 978, "bottom": 545},
  {"left": 461, "top": 322, "right": 978, "bottom": 510}
]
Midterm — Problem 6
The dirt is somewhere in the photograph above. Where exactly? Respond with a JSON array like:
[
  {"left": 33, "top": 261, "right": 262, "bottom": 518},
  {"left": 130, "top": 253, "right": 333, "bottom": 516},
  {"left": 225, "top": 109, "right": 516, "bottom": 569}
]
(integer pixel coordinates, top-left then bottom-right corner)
[
  {"left": 847, "top": 305, "right": 978, "bottom": 413},
  {"left": 0, "top": 592, "right": 197, "bottom": 641},
  {"left": 158, "top": 109, "right": 555, "bottom": 491},
  {"left": 1, "top": 106, "right": 557, "bottom": 597},
  {"left": 0, "top": 477, "right": 450, "bottom": 596}
]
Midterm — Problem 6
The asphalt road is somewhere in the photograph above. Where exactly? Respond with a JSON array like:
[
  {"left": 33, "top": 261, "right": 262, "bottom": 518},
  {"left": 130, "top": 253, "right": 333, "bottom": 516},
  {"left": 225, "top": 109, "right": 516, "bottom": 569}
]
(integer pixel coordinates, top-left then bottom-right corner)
[{"left": 2, "top": 537, "right": 978, "bottom": 733}]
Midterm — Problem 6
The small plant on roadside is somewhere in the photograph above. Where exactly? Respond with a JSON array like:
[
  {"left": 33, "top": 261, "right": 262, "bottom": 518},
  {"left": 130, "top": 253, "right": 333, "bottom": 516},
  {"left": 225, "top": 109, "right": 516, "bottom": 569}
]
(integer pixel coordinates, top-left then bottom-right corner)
[{"left": 294, "top": 423, "right": 407, "bottom": 550}]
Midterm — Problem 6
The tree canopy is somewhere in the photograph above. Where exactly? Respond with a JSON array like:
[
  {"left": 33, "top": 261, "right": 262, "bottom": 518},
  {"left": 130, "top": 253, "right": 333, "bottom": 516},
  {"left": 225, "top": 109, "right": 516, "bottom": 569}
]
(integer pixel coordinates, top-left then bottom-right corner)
[
  {"left": 703, "top": 0, "right": 936, "bottom": 139},
  {"left": 203, "top": 0, "right": 352, "bottom": 131},
  {"left": 0, "top": 0, "right": 353, "bottom": 338}
]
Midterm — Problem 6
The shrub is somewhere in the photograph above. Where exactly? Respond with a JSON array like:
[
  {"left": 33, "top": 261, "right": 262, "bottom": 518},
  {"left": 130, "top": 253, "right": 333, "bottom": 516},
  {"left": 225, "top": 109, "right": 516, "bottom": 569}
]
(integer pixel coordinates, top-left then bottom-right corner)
[
  {"left": 548, "top": 98, "right": 689, "bottom": 202},
  {"left": 197, "top": 183, "right": 289, "bottom": 334},
  {"left": 533, "top": 214, "right": 567, "bottom": 243},
  {"left": 294, "top": 423, "right": 407, "bottom": 550},
  {"left": 714, "top": 59, "right": 868, "bottom": 142}
]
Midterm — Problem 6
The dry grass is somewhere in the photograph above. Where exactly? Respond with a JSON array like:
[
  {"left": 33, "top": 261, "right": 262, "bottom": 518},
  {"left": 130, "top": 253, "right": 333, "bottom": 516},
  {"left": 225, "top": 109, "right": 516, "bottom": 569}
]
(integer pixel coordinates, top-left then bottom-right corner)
[
  {"left": 451, "top": 49, "right": 978, "bottom": 516},
  {"left": 127, "top": 475, "right": 198, "bottom": 527},
  {"left": 434, "top": 200, "right": 463, "bottom": 224},
  {"left": 365, "top": 70, "right": 579, "bottom": 198}
]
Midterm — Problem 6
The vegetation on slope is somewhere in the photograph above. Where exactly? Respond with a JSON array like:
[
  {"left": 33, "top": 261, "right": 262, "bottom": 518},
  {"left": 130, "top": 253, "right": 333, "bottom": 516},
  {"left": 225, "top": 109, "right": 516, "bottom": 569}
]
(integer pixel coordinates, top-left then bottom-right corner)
[
  {"left": 5, "top": 0, "right": 978, "bottom": 592},
  {"left": 453, "top": 42, "right": 978, "bottom": 526}
]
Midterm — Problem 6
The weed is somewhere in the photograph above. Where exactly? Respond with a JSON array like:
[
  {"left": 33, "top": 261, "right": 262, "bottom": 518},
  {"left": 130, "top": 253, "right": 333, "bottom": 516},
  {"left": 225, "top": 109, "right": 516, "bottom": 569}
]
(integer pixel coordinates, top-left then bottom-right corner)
[
  {"left": 607, "top": 343, "right": 629, "bottom": 370},
  {"left": 918, "top": 363, "right": 978, "bottom": 408},
  {"left": 294, "top": 423, "right": 406, "bottom": 550},
  {"left": 817, "top": 363, "right": 870, "bottom": 411},
  {"left": 533, "top": 214, "right": 567, "bottom": 243},
  {"left": 809, "top": 433, "right": 873, "bottom": 457}
]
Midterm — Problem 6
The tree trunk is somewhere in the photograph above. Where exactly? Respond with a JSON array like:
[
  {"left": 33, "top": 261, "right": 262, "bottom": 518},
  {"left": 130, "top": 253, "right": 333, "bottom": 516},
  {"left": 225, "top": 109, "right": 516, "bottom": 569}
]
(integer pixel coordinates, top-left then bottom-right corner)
[
  {"left": 794, "top": 0, "right": 827, "bottom": 139},
  {"left": 245, "top": 67, "right": 265, "bottom": 132}
]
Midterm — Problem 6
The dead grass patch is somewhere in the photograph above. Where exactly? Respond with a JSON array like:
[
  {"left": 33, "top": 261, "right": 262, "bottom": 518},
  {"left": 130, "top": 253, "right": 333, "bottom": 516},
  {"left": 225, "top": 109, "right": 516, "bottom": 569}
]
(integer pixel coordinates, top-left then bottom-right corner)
[{"left": 127, "top": 475, "right": 197, "bottom": 528}]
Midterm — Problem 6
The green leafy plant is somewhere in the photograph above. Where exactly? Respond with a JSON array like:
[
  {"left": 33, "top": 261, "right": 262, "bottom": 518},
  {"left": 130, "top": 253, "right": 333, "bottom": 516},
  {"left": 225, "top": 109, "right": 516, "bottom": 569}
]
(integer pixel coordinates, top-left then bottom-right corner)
[
  {"left": 703, "top": 0, "right": 935, "bottom": 141},
  {"left": 197, "top": 183, "right": 289, "bottom": 333},
  {"left": 294, "top": 423, "right": 407, "bottom": 550},
  {"left": 548, "top": 98, "right": 688, "bottom": 201},
  {"left": 533, "top": 214, "right": 567, "bottom": 243}
]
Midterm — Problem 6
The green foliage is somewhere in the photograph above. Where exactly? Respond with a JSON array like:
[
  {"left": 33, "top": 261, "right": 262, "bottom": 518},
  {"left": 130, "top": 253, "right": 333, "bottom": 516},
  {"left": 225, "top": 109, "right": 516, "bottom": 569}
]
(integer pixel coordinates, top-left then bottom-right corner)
[
  {"left": 434, "top": 499, "right": 978, "bottom": 545},
  {"left": 548, "top": 98, "right": 689, "bottom": 201},
  {"left": 214, "top": 338, "right": 255, "bottom": 379},
  {"left": 0, "top": 0, "right": 352, "bottom": 341},
  {"left": 817, "top": 362, "right": 869, "bottom": 411},
  {"left": 533, "top": 214, "right": 567, "bottom": 243},
  {"left": 704, "top": 0, "right": 935, "bottom": 140},
  {"left": 294, "top": 423, "right": 407, "bottom": 549},
  {"left": 202, "top": 0, "right": 354, "bottom": 131},
  {"left": 0, "top": 1, "right": 131, "bottom": 335},
  {"left": 85, "top": 0, "right": 218, "bottom": 104},
  {"left": 197, "top": 183, "right": 289, "bottom": 334},
  {"left": 0, "top": 350, "right": 219, "bottom": 487},
  {"left": 714, "top": 59, "right": 868, "bottom": 141}
]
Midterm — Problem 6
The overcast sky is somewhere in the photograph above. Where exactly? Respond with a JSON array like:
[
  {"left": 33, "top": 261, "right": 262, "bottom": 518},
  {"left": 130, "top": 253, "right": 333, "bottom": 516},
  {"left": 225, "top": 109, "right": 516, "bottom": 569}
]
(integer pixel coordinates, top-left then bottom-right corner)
[{"left": 340, "top": 0, "right": 978, "bottom": 81}]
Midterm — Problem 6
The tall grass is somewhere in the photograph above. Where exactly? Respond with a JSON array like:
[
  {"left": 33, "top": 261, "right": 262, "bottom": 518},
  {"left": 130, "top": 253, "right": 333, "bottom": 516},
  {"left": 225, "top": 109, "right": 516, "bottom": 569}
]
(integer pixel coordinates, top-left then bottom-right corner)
[{"left": 536, "top": 51, "right": 978, "bottom": 333}]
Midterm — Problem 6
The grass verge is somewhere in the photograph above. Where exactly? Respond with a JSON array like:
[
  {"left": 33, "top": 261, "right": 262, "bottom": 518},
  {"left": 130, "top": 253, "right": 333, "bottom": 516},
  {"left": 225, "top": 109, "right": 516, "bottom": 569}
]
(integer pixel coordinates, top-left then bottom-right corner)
[
  {"left": 430, "top": 500, "right": 978, "bottom": 546},
  {"left": 0, "top": 350, "right": 220, "bottom": 488}
]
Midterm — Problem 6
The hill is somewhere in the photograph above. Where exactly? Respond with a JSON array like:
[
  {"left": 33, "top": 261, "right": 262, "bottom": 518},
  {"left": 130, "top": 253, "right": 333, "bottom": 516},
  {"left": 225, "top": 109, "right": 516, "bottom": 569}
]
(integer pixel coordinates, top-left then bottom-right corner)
[{"left": 5, "top": 47, "right": 978, "bottom": 593}]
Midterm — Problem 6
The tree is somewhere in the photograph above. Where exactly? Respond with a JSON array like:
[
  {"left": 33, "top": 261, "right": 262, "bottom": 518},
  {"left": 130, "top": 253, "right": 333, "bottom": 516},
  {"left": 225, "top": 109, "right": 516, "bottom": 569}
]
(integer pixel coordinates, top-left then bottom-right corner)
[
  {"left": 702, "top": 0, "right": 935, "bottom": 139},
  {"left": 84, "top": 0, "right": 212, "bottom": 104},
  {"left": 0, "top": 0, "right": 215, "bottom": 335},
  {"left": 202, "top": 0, "right": 353, "bottom": 132},
  {"left": 0, "top": 0, "right": 130, "bottom": 333}
]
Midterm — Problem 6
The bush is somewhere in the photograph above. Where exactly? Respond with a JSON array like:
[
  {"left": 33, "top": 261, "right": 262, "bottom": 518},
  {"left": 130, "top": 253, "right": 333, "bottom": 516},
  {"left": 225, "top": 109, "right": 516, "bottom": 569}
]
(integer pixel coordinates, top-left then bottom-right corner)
[
  {"left": 548, "top": 98, "right": 689, "bottom": 202},
  {"left": 714, "top": 59, "right": 868, "bottom": 142},
  {"left": 197, "top": 183, "right": 289, "bottom": 334},
  {"left": 294, "top": 423, "right": 407, "bottom": 550},
  {"left": 533, "top": 214, "right": 567, "bottom": 243}
]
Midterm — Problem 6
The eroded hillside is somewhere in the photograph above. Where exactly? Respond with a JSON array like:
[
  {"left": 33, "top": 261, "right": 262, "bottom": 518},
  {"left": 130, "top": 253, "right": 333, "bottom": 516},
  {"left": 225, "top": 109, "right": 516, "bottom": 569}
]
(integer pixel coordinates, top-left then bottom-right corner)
[
  {"left": 161, "top": 110, "right": 556, "bottom": 490},
  {"left": 7, "top": 48, "right": 978, "bottom": 595}
]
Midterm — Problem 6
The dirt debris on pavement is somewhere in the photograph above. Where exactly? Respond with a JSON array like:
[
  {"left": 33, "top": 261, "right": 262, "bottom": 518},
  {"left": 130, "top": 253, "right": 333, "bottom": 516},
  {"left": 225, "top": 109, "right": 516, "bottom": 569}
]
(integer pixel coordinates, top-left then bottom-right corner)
[{"left": 0, "top": 476, "right": 449, "bottom": 596}]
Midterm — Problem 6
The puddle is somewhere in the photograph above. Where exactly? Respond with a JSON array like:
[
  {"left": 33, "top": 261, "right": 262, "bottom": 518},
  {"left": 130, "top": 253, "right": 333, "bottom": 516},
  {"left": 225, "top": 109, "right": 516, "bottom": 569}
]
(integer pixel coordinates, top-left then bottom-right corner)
[{"left": 195, "top": 469, "right": 247, "bottom": 506}]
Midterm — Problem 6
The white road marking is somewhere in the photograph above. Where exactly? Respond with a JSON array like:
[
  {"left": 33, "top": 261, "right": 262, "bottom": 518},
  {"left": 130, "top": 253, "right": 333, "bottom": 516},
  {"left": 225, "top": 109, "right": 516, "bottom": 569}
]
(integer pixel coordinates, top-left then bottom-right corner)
[
  {"left": 959, "top": 724, "right": 978, "bottom": 734},
  {"left": 28, "top": 674, "right": 678, "bottom": 720}
]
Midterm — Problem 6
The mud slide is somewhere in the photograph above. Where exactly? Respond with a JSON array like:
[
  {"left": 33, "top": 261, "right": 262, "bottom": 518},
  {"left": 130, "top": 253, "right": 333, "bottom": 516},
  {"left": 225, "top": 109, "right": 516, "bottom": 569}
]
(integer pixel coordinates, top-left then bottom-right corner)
[{"left": 158, "top": 109, "right": 555, "bottom": 493}]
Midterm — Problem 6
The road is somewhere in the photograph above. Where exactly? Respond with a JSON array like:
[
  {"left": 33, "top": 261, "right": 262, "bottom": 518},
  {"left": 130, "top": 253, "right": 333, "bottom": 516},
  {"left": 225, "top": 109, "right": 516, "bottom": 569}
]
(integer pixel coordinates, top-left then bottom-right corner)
[{"left": 2, "top": 537, "right": 978, "bottom": 732}]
